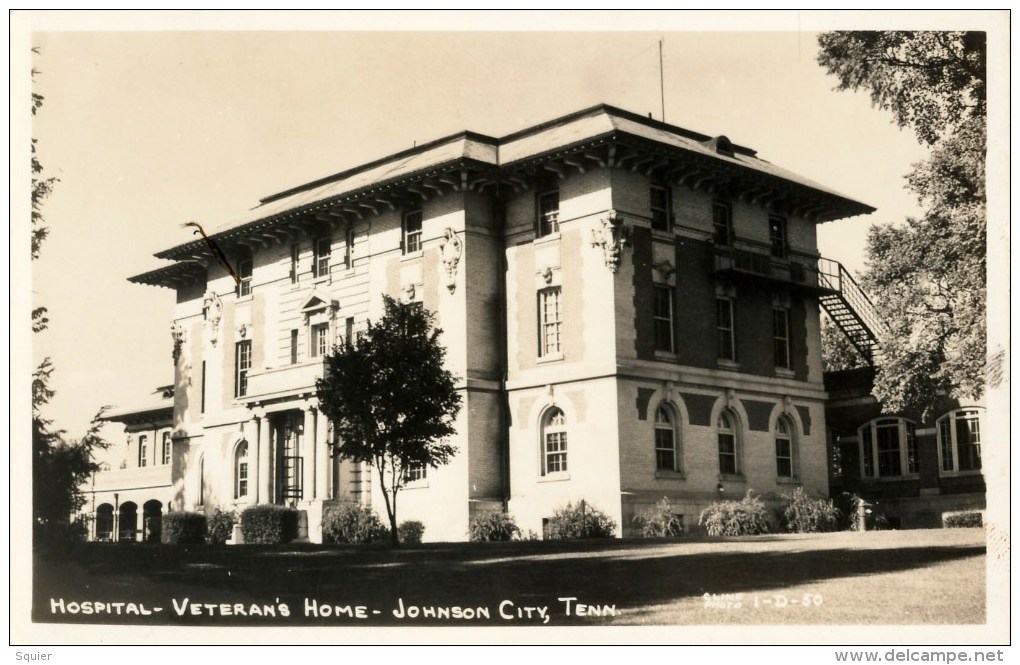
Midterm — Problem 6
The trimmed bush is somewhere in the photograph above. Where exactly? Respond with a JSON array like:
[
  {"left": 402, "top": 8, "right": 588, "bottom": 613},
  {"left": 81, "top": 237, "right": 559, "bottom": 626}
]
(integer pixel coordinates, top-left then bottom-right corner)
[
  {"left": 782, "top": 488, "right": 842, "bottom": 533},
  {"left": 241, "top": 505, "right": 299, "bottom": 544},
  {"left": 162, "top": 512, "right": 207, "bottom": 544},
  {"left": 635, "top": 497, "right": 685, "bottom": 538},
  {"left": 398, "top": 520, "right": 425, "bottom": 545},
  {"left": 206, "top": 509, "right": 237, "bottom": 545},
  {"left": 699, "top": 491, "right": 772, "bottom": 536},
  {"left": 468, "top": 511, "right": 520, "bottom": 542},
  {"left": 545, "top": 501, "right": 616, "bottom": 539},
  {"left": 321, "top": 500, "right": 387, "bottom": 544},
  {"left": 944, "top": 512, "right": 983, "bottom": 528}
]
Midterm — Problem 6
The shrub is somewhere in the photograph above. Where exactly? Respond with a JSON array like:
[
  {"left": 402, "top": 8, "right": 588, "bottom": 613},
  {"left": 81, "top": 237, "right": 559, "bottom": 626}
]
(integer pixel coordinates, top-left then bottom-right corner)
[
  {"left": 635, "top": 497, "right": 685, "bottom": 538},
  {"left": 699, "top": 491, "right": 772, "bottom": 536},
  {"left": 944, "top": 512, "right": 983, "bottom": 528},
  {"left": 206, "top": 509, "right": 237, "bottom": 545},
  {"left": 545, "top": 501, "right": 616, "bottom": 539},
  {"left": 241, "top": 505, "right": 299, "bottom": 544},
  {"left": 162, "top": 512, "right": 207, "bottom": 544},
  {"left": 782, "top": 488, "right": 842, "bottom": 533},
  {"left": 321, "top": 500, "right": 387, "bottom": 544},
  {"left": 468, "top": 511, "right": 520, "bottom": 542},
  {"left": 398, "top": 520, "right": 425, "bottom": 545}
]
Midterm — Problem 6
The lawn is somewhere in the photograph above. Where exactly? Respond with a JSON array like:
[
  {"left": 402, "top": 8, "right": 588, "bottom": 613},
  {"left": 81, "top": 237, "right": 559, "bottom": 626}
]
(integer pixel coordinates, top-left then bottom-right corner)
[{"left": 32, "top": 528, "right": 985, "bottom": 627}]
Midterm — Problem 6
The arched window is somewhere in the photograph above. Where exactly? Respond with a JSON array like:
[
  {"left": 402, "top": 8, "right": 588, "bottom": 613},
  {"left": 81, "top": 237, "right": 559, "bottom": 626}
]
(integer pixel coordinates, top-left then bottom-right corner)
[
  {"left": 775, "top": 416, "right": 795, "bottom": 478},
  {"left": 717, "top": 410, "right": 739, "bottom": 475},
  {"left": 654, "top": 404, "right": 680, "bottom": 472},
  {"left": 859, "top": 418, "right": 918, "bottom": 478},
  {"left": 234, "top": 441, "right": 249, "bottom": 499},
  {"left": 937, "top": 409, "right": 983, "bottom": 473},
  {"left": 95, "top": 504, "right": 114, "bottom": 541},
  {"left": 541, "top": 407, "right": 567, "bottom": 476}
]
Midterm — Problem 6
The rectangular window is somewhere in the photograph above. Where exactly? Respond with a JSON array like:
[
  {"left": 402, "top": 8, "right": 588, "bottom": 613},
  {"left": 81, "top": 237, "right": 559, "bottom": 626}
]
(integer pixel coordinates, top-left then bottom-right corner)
[
  {"left": 718, "top": 433, "right": 736, "bottom": 475},
  {"left": 289, "top": 243, "right": 299, "bottom": 283},
  {"left": 650, "top": 185, "right": 671, "bottom": 231},
  {"left": 712, "top": 201, "right": 733, "bottom": 246},
  {"left": 861, "top": 424, "right": 874, "bottom": 477},
  {"left": 345, "top": 317, "right": 354, "bottom": 347},
  {"left": 237, "top": 255, "right": 253, "bottom": 297},
  {"left": 939, "top": 417, "right": 954, "bottom": 472},
  {"left": 956, "top": 413, "right": 981, "bottom": 471},
  {"left": 235, "top": 340, "right": 252, "bottom": 398},
  {"left": 906, "top": 423, "right": 919, "bottom": 474},
  {"left": 716, "top": 297, "right": 735, "bottom": 361},
  {"left": 403, "top": 210, "right": 423, "bottom": 254},
  {"left": 313, "top": 237, "right": 331, "bottom": 279},
  {"left": 537, "top": 189, "right": 560, "bottom": 238},
  {"left": 653, "top": 285, "right": 674, "bottom": 353},
  {"left": 161, "top": 432, "right": 171, "bottom": 466},
  {"left": 655, "top": 428, "right": 676, "bottom": 471},
  {"left": 538, "top": 288, "right": 562, "bottom": 357},
  {"left": 775, "top": 438, "right": 793, "bottom": 478},
  {"left": 544, "top": 432, "right": 567, "bottom": 474},
  {"left": 876, "top": 420, "right": 902, "bottom": 477},
  {"left": 200, "top": 361, "right": 206, "bottom": 414},
  {"left": 311, "top": 323, "right": 329, "bottom": 358},
  {"left": 769, "top": 215, "right": 788, "bottom": 258},
  {"left": 404, "top": 463, "right": 427, "bottom": 483},
  {"left": 138, "top": 435, "right": 148, "bottom": 468},
  {"left": 290, "top": 329, "right": 299, "bottom": 364},
  {"left": 344, "top": 227, "right": 354, "bottom": 270},
  {"left": 773, "top": 308, "right": 790, "bottom": 369}
]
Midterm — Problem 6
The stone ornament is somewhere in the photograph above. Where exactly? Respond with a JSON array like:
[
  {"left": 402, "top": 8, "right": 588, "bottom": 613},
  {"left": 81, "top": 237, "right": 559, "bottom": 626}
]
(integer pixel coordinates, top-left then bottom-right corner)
[
  {"left": 590, "top": 209, "right": 630, "bottom": 273},
  {"left": 440, "top": 228, "right": 463, "bottom": 293},
  {"left": 540, "top": 266, "right": 554, "bottom": 285},
  {"left": 170, "top": 321, "right": 185, "bottom": 361},
  {"left": 653, "top": 260, "right": 676, "bottom": 286},
  {"left": 237, "top": 323, "right": 248, "bottom": 339},
  {"left": 203, "top": 290, "right": 223, "bottom": 346},
  {"left": 402, "top": 283, "right": 417, "bottom": 303}
]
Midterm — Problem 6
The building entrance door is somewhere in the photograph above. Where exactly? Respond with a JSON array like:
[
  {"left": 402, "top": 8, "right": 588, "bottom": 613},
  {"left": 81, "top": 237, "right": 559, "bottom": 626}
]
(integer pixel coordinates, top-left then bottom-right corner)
[{"left": 273, "top": 412, "right": 304, "bottom": 504}]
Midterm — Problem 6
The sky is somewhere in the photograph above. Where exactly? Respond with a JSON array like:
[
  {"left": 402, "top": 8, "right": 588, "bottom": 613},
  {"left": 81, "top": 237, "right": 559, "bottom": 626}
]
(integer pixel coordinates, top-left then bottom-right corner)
[{"left": 18, "top": 11, "right": 1000, "bottom": 439}]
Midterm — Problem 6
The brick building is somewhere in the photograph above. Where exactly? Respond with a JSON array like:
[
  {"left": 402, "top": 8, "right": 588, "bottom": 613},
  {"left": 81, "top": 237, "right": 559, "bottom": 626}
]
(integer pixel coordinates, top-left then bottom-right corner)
[{"left": 128, "top": 104, "right": 877, "bottom": 541}]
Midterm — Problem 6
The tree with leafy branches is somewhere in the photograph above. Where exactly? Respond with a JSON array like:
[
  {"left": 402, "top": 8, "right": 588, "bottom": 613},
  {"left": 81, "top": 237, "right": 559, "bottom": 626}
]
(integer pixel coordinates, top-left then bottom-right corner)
[
  {"left": 817, "top": 31, "right": 987, "bottom": 419},
  {"left": 316, "top": 295, "right": 462, "bottom": 546}
]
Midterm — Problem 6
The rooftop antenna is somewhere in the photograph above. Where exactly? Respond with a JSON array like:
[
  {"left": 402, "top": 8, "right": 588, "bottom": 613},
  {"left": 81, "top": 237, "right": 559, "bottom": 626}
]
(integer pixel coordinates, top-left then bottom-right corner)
[{"left": 659, "top": 37, "right": 666, "bottom": 123}]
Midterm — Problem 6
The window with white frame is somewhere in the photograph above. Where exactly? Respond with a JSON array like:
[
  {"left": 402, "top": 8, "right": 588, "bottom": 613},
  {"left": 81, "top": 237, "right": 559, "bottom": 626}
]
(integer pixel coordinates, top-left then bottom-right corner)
[
  {"left": 161, "top": 431, "right": 171, "bottom": 466},
  {"left": 654, "top": 404, "right": 680, "bottom": 472},
  {"left": 716, "top": 297, "right": 735, "bottom": 361},
  {"left": 289, "top": 243, "right": 299, "bottom": 283},
  {"left": 542, "top": 407, "right": 568, "bottom": 475},
  {"left": 712, "top": 200, "right": 733, "bottom": 246},
  {"left": 653, "top": 285, "right": 674, "bottom": 353},
  {"left": 311, "top": 323, "right": 330, "bottom": 358},
  {"left": 404, "top": 463, "right": 426, "bottom": 483},
  {"left": 313, "top": 237, "right": 331, "bottom": 279},
  {"left": 775, "top": 416, "right": 795, "bottom": 478},
  {"left": 234, "top": 440, "right": 249, "bottom": 499},
  {"left": 937, "top": 409, "right": 983, "bottom": 473},
  {"left": 403, "top": 210, "right": 423, "bottom": 254},
  {"left": 650, "top": 185, "right": 671, "bottom": 231},
  {"left": 344, "top": 227, "right": 354, "bottom": 270},
  {"left": 138, "top": 435, "right": 148, "bottom": 468},
  {"left": 237, "top": 250, "right": 253, "bottom": 297},
  {"left": 538, "top": 287, "right": 562, "bottom": 358},
  {"left": 769, "top": 215, "right": 788, "bottom": 258},
  {"left": 717, "top": 410, "right": 739, "bottom": 475},
  {"left": 536, "top": 189, "right": 560, "bottom": 238},
  {"left": 773, "top": 308, "right": 791, "bottom": 369},
  {"left": 235, "top": 340, "right": 252, "bottom": 398},
  {"left": 859, "top": 417, "right": 918, "bottom": 478}
]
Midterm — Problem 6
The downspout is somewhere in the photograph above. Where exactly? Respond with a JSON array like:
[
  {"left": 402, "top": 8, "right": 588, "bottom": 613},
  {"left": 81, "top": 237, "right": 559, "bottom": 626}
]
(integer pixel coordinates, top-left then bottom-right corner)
[{"left": 494, "top": 185, "right": 512, "bottom": 509}]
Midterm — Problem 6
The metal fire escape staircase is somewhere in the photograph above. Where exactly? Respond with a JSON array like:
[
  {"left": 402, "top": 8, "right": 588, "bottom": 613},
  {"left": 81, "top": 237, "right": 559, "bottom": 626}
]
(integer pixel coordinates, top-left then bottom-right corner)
[{"left": 816, "top": 258, "right": 882, "bottom": 365}]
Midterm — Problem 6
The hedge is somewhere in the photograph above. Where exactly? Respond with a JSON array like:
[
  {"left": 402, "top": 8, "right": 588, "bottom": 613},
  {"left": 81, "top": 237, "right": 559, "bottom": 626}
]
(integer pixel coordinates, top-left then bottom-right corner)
[
  {"left": 321, "top": 501, "right": 386, "bottom": 544},
  {"left": 545, "top": 501, "right": 616, "bottom": 539},
  {"left": 468, "top": 511, "right": 520, "bottom": 542},
  {"left": 162, "top": 512, "right": 207, "bottom": 544},
  {"left": 240, "top": 505, "right": 299, "bottom": 544}
]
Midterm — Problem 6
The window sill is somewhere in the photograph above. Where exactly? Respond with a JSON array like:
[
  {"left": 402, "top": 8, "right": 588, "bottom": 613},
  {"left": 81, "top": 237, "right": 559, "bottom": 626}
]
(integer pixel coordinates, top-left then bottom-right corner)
[
  {"left": 402, "top": 480, "right": 429, "bottom": 490},
  {"left": 938, "top": 469, "right": 984, "bottom": 478},
  {"left": 401, "top": 250, "right": 423, "bottom": 261},
  {"left": 312, "top": 275, "right": 331, "bottom": 285},
  {"left": 654, "top": 350, "right": 679, "bottom": 362},
  {"left": 655, "top": 470, "right": 686, "bottom": 481},
  {"left": 860, "top": 474, "right": 921, "bottom": 483},
  {"left": 537, "top": 352, "right": 564, "bottom": 364},
  {"left": 716, "top": 359, "right": 740, "bottom": 371},
  {"left": 774, "top": 367, "right": 795, "bottom": 379},
  {"left": 650, "top": 228, "right": 675, "bottom": 240},
  {"left": 235, "top": 293, "right": 253, "bottom": 304},
  {"left": 776, "top": 477, "right": 801, "bottom": 485},
  {"left": 717, "top": 474, "right": 746, "bottom": 482},
  {"left": 534, "top": 232, "right": 561, "bottom": 245},
  {"left": 538, "top": 472, "right": 570, "bottom": 483}
]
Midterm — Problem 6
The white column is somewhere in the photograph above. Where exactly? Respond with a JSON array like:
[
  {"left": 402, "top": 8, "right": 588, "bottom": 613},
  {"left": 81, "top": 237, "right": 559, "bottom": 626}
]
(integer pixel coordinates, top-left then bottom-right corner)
[
  {"left": 303, "top": 407, "right": 316, "bottom": 501},
  {"left": 315, "top": 410, "right": 329, "bottom": 499},
  {"left": 250, "top": 412, "right": 262, "bottom": 504},
  {"left": 259, "top": 414, "right": 272, "bottom": 504}
]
